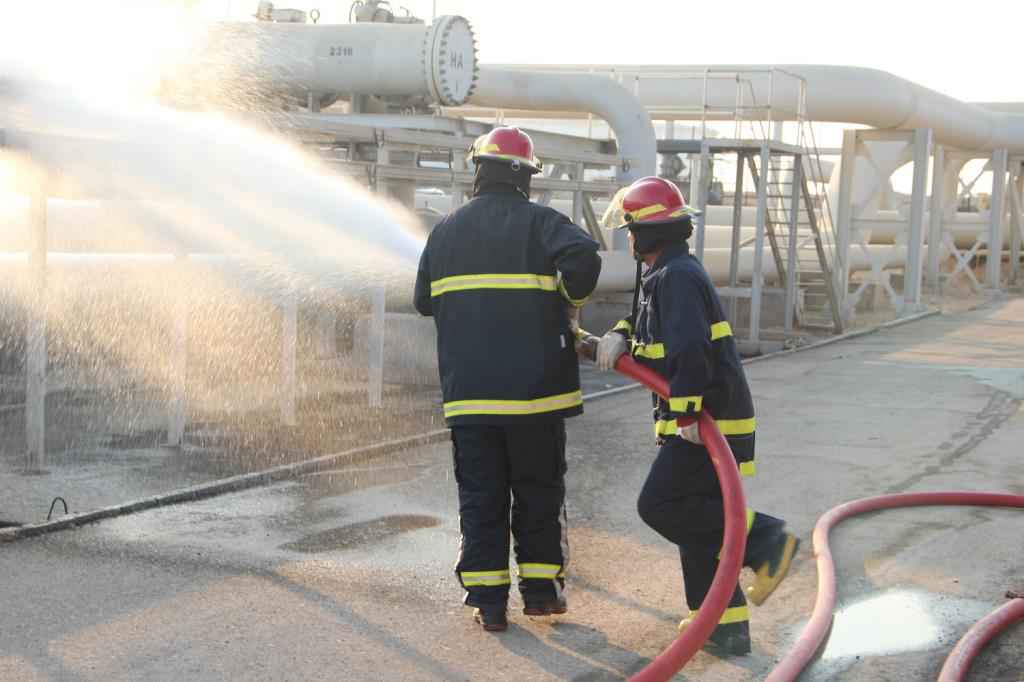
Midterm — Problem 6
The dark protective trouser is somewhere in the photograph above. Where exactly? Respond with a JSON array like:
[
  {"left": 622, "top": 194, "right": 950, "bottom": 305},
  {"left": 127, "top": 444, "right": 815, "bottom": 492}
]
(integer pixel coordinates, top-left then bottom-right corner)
[
  {"left": 637, "top": 437, "right": 785, "bottom": 618},
  {"left": 451, "top": 421, "right": 569, "bottom": 608}
]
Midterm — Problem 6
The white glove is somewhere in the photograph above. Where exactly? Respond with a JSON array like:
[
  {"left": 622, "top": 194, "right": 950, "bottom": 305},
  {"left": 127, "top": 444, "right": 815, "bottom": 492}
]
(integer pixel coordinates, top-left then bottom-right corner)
[
  {"left": 677, "top": 419, "right": 702, "bottom": 445},
  {"left": 596, "top": 332, "right": 629, "bottom": 371}
]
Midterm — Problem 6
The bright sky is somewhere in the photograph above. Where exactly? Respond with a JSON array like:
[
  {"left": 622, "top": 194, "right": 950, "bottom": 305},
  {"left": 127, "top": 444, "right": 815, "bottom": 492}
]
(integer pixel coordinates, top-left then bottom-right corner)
[{"left": 202, "top": 0, "right": 1022, "bottom": 103}]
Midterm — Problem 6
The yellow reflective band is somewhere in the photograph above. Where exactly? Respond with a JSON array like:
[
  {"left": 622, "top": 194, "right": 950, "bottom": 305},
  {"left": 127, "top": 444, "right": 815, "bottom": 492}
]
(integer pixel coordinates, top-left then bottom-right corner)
[
  {"left": 518, "top": 563, "right": 562, "bottom": 579},
  {"left": 718, "top": 417, "right": 756, "bottom": 436},
  {"left": 625, "top": 202, "right": 669, "bottom": 222},
  {"left": 430, "top": 273, "right": 557, "bottom": 297},
  {"left": 655, "top": 418, "right": 756, "bottom": 439},
  {"left": 613, "top": 319, "right": 634, "bottom": 334},
  {"left": 460, "top": 569, "right": 511, "bottom": 587},
  {"left": 632, "top": 341, "right": 666, "bottom": 360},
  {"left": 558, "top": 279, "right": 589, "bottom": 307},
  {"left": 740, "top": 461, "right": 756, "bottom": 477},
  {"left": 746, "top": 508, "right": 755, "bottom": 532},
  {"left": 669, "top": 395, "right": 703, "bottom": 413},
  {"left": 444, "top": 390, "right": 583, "bottom": 418},
  {"left": 711, "top": 321, "right": 733, "bottom": 341},
  {"left": 654, "top": 419, "right": 676, "bottom": 437},
  {"left": 687, "top": 605, "right": 750, "bottom": 626}
]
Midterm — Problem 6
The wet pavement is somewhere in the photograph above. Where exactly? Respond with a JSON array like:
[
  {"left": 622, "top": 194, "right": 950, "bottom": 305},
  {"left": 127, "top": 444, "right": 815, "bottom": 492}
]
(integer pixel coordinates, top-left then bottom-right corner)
[{"left": 2, "top": 297, "right": 1024, "bottom": 680}]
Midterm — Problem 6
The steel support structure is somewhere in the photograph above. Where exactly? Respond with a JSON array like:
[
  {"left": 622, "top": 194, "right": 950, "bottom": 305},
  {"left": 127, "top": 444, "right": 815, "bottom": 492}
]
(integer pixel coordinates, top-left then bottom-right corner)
[
  {"left": 693, "top": 140, "right": 712, "bottom": 261},
  {"left": 927, "top": 144, "right": 947, "bottom": 289},
  {"left": 726, "top": 152, "right": 745, "bottom": 325},
  {"left": 834, "top": 129, "right": 858, "bottom": 319},
  {"left": 904, "top": 128, "right": 932, "bottom": 312},
  {"left": 784, "top": 157, "right": 802, "bottom": 333},
  {"left": 748, "top": 142, "right": 770, "bottom": 345},
  {"left": 1010, "top": 161, "right": 1024, "bottom": 285},
  {"left": 987, "top": 149, "right": 1009, "bottom": 289}
]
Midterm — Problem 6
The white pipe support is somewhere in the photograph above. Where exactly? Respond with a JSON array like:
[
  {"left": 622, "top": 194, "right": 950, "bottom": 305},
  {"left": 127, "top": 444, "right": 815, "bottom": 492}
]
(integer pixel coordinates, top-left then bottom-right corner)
[
  {"left": 835, "top": 129, "right": 859, "bottom": 318},
  {"left": 784, "top": 157, "right": 802, "bottom": 333},
  {"left": 750, "top": 142, "right": 770, "bottom": 343},
  {"left": 927, "top": 144, "right": 947, "bottom": 289},
  {"left": 988, "top": 150, "right": 1009, "bottom": 288},
  {"left": 904, "top": 128, "right": 932, "bottom": 309},
  {"left": 1011, "top": 169, "right": 1023, "bottom": 285}
]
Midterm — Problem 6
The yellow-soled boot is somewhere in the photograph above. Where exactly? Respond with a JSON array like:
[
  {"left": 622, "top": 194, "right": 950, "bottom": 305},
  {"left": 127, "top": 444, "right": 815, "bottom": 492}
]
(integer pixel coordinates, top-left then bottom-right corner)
[
  {"left": 677, "top": 606, "right": 751, "bottom": 656},
  {"left": 746, "top": 532, "right": 800, "bottom": 606}
]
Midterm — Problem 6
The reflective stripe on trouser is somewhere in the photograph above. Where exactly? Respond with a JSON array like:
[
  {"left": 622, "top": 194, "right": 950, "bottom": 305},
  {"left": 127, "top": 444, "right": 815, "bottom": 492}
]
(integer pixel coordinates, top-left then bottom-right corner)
[
  {"left": 653, "top": 419, "right": 756, "bottom": 476},
  {"left": 683, "top": 604, "right": 750, "bottom": 626},
  {"left": 636, "top": 437, "right": 786, "bottom": 611},
  {"left": 451, "top": 422, "right": 568, "bottom": 607},
  {"left": 460, "top": 570, "right": 511, "bottom": 587}
]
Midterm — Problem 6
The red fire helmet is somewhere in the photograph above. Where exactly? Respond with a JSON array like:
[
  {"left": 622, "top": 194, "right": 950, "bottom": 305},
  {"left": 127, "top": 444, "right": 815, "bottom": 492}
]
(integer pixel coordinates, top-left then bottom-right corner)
[{"left": 469, "top": 126, "right": 542, "bottom": 174}]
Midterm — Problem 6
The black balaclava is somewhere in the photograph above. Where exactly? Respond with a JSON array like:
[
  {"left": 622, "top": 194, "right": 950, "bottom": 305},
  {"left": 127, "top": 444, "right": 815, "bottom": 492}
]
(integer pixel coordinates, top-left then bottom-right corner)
[
  {"left": 627, "top": 215, "right": 695, "bottom": 323},
  {"left": 627, "top": 215, "right": 694, "bottom": 261},
  {"left": 472, "top": 158, "right": 534, "bottom": 199}
]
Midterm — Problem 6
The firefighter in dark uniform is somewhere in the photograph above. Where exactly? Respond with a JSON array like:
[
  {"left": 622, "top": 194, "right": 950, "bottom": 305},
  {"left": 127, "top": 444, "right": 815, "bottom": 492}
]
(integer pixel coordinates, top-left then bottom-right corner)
[
  {"left": 413, "top": 127, "right": 602, "bottom": 632},
  {"left": 594, "top": 176, "right": 799, "bottom": 655}
]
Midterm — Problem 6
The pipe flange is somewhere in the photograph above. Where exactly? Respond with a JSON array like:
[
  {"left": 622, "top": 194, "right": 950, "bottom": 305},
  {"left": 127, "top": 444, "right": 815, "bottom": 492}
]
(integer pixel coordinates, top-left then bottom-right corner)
[{"left": 423, "top": 15, "right": 477, "bottom": 106}]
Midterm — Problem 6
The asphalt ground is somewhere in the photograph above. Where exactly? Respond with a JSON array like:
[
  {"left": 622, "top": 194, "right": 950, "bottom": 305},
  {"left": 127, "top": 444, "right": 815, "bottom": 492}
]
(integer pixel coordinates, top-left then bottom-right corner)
[{"left": 2, "top": 297, "right": 1023, "bottom": 681}]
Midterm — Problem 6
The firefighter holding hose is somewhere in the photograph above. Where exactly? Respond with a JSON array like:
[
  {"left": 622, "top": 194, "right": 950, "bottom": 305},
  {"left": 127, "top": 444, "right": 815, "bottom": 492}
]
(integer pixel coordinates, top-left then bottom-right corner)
[
  {"left": 593, "top": 176, "right": 799, "bottom": 655},
  {"left": 414, "top": 127, "right": 602, "bottom": 632}
]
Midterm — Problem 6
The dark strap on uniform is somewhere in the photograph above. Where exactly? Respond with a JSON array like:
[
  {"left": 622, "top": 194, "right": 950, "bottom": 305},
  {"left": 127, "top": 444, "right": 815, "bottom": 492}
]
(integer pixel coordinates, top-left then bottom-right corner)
[{"left": 629, "top": 260, "right": 642, "bottom": 331}]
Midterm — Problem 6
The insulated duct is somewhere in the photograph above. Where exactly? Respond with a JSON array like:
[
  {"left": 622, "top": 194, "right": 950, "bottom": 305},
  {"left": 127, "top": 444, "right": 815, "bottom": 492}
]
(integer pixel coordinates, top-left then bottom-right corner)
[
  {"left": 166, "top": 16, "right": 479, "bottom": 107},
  {"left": 490, "top": 64, "right": 1024, "bottom": 153},
  {"left": 468, "top": 67, "right": 657, "bottom": 183}
]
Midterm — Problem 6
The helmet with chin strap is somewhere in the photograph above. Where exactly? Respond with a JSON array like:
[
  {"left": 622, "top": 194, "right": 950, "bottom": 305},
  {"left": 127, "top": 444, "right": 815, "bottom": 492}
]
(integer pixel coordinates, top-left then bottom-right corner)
[{"left": 614, "top": 176, "right": 700, "bottom": 257}]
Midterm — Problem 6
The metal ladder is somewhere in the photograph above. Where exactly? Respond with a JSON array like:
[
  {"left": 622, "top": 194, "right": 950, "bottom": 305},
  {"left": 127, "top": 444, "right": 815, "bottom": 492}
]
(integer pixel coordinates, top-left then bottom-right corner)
[{"left": 745, "top": 148, "right": 843, "bottom": 333}]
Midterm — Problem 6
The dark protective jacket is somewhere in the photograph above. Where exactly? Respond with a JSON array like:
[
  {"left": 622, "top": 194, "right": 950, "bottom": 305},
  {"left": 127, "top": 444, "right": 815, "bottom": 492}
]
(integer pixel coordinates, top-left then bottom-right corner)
[
  {"left": 612, "top": 242, "right": 756, "bottom": 475},
  {"left": 414, "top": 187, "right": 602, "bottom": 426}
]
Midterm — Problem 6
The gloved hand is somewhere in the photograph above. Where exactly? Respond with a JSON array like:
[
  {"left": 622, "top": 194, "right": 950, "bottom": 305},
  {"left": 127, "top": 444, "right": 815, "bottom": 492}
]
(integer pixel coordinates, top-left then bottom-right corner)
[
  {"left": 677, "top": 418, "right": 702, "bottom": 445},
  {"left": 596, "top": 332, "right": 628, "bottom": 371}
]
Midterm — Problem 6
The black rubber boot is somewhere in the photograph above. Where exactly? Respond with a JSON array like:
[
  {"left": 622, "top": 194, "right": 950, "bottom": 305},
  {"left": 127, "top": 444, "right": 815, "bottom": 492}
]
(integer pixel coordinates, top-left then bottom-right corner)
[
  {"left": 473, "top": 605, "right": 508, "bottom": 632},
  {"left": 704, "top": 621, "right": 752, "bottom": 656},
  {"left": 747, "top": 532, "right": 801, "bottom": 606},
  {"left": 522, "top": 594, "right": 568, "bottom": 616}
]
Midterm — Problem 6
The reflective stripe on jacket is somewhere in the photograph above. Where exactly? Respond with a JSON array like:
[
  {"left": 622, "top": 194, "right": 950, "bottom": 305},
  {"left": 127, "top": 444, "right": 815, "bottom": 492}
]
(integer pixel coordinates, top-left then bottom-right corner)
[
  {"left": 414, "top": 188, "right": 602, "bottom": 425},
  {"left": 613, "top": 241, "right": 756, "bottom": 473}
]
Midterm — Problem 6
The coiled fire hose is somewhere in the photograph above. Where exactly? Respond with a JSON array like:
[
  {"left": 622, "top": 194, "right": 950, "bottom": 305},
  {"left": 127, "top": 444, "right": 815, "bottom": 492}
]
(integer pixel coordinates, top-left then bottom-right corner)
[
  {"left": 578, "top": 334, "right": 1024, "bottom": 681},
  {"left": 766, "top": 492, "right": 1024, "bottom": 682},
  {"left": 577, "top": 334, "right": 748, "bottom": 681}
]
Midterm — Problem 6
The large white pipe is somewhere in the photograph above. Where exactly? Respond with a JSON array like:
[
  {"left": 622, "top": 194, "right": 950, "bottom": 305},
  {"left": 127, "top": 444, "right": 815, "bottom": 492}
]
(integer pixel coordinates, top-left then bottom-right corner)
[
  {"left": 593, "top": 246, "right": 911, "bottom": 292},
  {"left": 171, "top": 16, "right": 479, "bottom": 106},
  {"left": 469, "top": 67, "right": 657, "bottom": 183},
  {"left": 485, "top": 64, "right": 1024, "bottom": 153}
]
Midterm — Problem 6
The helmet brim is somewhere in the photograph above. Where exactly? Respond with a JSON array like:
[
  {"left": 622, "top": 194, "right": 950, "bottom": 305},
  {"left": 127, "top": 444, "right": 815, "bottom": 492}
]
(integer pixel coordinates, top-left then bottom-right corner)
[
  {"left": 471, "top": 153, "right": 543, "bottom": 174},
  {"left": 615, "top": 207, "right": 702, "bottom": 230}
]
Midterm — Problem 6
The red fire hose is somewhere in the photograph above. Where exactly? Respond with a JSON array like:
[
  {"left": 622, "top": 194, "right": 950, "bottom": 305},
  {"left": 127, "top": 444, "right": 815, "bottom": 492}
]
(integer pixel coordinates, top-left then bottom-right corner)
[
  {"left": 585, "top": 343, "right": 748, "bottom": 682},
  {"left": 766, "top": 492, "right": 1024, "bottom": 682},
  {"left": 584, "top": 337, "right": 1024, "bottom": 681},
  {"left": 938, "top": 596, "right": 1024, "bottom": 682}
]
